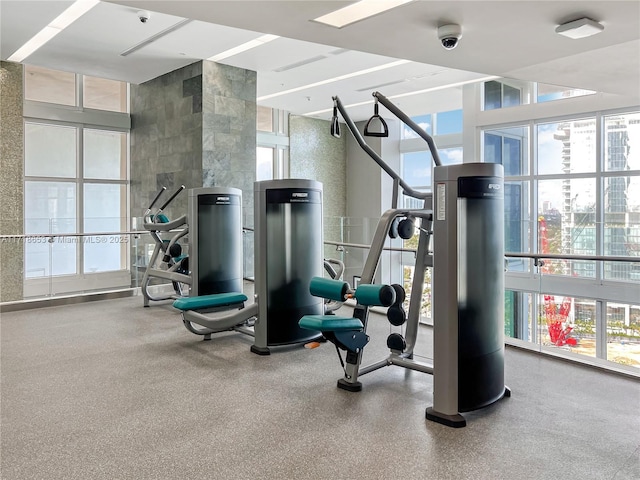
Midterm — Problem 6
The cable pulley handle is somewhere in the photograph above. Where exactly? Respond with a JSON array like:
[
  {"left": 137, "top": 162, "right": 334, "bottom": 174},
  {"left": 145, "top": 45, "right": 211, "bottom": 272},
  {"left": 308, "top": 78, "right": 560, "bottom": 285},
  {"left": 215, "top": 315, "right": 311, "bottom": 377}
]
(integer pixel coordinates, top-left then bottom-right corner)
[
  {"left": 159, "top": 185, "right": 185, "bottom": 211},
  {"left": 148, "top": 186, "right": 167, "bottom": 210},
  {"left": 363, "top": 97, "right": 389, "bottom": 138},
  {"left": 372, "top": 91, "right": 441, "bottom": 166}
]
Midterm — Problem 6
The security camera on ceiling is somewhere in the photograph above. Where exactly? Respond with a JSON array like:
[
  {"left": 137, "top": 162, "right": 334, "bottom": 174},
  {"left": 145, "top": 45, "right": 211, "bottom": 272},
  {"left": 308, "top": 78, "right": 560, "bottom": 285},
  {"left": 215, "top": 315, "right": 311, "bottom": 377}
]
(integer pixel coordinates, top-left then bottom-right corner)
[
  {"left": 138, "top": 10, "right": 151, "bottom": 23},
  {"left": 437, "top": 24, "right": 462, "bottom": 50}
]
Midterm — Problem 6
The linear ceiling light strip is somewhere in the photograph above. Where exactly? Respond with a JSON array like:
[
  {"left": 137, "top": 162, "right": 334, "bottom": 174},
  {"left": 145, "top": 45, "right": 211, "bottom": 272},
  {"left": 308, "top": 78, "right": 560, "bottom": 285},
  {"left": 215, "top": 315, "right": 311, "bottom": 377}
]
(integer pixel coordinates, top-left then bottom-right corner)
[
  {"left": 8, "top": 0, "right": 100, "bottom": 62},
  {"left": 258, "top": 59, "right": 410, "bottom": 101},
  {"left": 313, "top": 0, "right": 414, "bottom": 28},
  {"left": 207, "top": 34, "right": 279, "bottom": 62},
  {"left": 120, "top": 19, "right": 193, "bottom": 56},
  {"left": 302, "top": 76, "right": 499, "bottom": 116}
]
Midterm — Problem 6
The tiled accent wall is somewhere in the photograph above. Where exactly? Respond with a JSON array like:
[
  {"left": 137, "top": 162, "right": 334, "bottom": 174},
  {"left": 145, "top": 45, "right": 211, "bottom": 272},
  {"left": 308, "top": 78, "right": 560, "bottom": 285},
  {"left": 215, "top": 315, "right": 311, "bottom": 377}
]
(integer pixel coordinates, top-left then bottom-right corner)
[
  {"left": 0, "top": 62, "right": 24, "bottom": 302},
  {"left": 130, "top": 61, "right": 256, "bottom": 222},
  {"left": 289, "top": 115, "right": 347, "bottom": 223},
  {"left": 202, "top": 61, "right": 257, "bottom": 223},
  {"left": 130, "top": 62, "right": 205, "bottom": 219},
  {"left": 289, "top": 115, "right": 347, "bottom": 266}
]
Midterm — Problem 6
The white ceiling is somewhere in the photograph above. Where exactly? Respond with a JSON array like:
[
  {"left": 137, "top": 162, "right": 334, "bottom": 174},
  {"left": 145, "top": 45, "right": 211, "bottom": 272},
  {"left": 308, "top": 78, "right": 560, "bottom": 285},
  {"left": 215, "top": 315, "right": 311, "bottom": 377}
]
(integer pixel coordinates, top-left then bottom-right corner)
[{"left": 2, "top": 1, "right": 639, "bottom": 121}]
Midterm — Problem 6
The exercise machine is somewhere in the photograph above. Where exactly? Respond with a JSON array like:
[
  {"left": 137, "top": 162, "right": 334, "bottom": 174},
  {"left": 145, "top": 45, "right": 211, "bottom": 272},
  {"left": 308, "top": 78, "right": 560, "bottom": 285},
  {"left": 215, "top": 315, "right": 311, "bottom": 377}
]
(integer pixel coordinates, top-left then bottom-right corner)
[
  {"left": 141, "top": 185, "right": 191, "bottom": 307},
  {"left": 299, "top": 92, "right": 509, "bottom": 427},
  {"left": 251, "top": 179, "right": 325, "bottom": 355},
  {"left": 173, "top": 187, "right": 258, "bottom": 340},
  {"left": 171, "top": 180, "right": 331, "bottom": 353}
]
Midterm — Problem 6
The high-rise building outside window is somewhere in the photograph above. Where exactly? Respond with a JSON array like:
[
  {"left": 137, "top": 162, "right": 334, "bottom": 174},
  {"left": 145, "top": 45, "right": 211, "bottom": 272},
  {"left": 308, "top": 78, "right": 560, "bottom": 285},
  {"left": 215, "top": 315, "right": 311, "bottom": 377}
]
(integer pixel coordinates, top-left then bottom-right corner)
[{"left": 483, "top": 106, "right": 640, "bottom": 369}]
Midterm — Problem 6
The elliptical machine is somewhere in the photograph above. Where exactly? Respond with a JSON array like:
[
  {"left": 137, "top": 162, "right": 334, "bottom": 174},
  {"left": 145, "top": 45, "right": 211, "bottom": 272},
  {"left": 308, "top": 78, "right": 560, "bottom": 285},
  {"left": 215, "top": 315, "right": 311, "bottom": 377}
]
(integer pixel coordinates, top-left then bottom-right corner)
[{"left": 141, "top": 186, "right": 191, "bottom": 307}]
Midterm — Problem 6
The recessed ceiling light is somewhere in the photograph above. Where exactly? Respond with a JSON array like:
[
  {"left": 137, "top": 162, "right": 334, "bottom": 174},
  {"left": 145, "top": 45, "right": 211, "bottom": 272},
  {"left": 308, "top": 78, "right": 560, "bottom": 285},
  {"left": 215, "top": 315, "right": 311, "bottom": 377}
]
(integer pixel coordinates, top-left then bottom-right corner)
[
  {"left": 555, "top": 17, "right": 604, "bottom": 39},
  {"left": 257, "top": 60, "right": 410, "bottom": 101},
  {"left": 7, "top": 0, "right": 99, "bottom": 62},
  {"left": 207, "top": 34, "right": 279, "bottom": 62},
  {"left": 313, "top": 0, "right": 414, "bottom": 29},
  {"left": 302, "top": 75, "right": 499, "bottom": 116}
]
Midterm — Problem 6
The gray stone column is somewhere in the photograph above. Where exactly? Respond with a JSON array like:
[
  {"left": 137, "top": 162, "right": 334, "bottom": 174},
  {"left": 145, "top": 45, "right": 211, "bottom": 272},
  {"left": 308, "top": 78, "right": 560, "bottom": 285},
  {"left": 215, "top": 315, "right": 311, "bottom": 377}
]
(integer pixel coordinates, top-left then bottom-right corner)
[
  {"left": 202, "top": 61, "right": 257, "bottom": 226},
  {"left": 0, "top": 61, "right": 24, "bottom": 302},
  {"left": 130, "top": 60, "right": 256, "bottom": 223}
]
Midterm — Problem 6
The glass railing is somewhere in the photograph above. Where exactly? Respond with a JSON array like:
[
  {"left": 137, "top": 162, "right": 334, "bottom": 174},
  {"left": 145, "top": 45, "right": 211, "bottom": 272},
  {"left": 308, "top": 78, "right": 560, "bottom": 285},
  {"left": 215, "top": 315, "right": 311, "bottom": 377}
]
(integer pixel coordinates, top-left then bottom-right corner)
[
  {"left": 325, "top": 216, "right": 639, "bottom": 376},
  {"left": 504, "top": 254, "right": 640, "bottom": 375},
  {"left": 500, "top": 215, "right": 640, "bottom": 374},
  {"left": 1, "top": 215, "right": 256, "bottom": 302},
  {"left": 2, "top": 215, "right": 638, "bottom": 376}
]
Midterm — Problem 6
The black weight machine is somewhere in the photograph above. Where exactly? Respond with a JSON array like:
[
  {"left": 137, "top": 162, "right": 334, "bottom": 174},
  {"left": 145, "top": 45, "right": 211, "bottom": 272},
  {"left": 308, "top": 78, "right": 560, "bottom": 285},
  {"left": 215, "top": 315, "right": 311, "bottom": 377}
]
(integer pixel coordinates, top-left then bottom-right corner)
[{"left": 300, "top": 92, "right": 510, "bottom": 427}]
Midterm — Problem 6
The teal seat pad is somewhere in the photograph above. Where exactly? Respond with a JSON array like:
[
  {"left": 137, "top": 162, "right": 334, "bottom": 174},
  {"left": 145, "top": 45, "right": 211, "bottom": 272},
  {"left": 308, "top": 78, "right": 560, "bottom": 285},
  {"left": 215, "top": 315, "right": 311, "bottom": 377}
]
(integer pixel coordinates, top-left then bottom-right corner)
[
  {"left": 173, "top": 292, "right": 247, "bottom": 311},
  {"left": 299, "top": 315, "right": 364, "bottom": 332}
]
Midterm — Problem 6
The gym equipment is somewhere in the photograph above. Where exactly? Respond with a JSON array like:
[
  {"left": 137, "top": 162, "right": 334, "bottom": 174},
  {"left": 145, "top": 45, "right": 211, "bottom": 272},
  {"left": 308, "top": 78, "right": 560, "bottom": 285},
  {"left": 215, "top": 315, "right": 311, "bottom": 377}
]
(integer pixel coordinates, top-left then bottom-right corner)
[
  {"left": 174, "top": 292, "right": 258, "bottom": 341},
  {"left": 251, "top": 179, "right": 325, "bottom": 355},
  {"left": 171, "top": 179, "right": 335, "bottom": 352},
  {"left": 299, "top": 91, "right": 509, "bottom": 428},
  {"left": 299, "top": 278, "right": 396, "bottom": 356},
  {"left": 428, "top": 164, "right": 508, "bottom": 424},
  {"left": 188, "top": 187, "right": 243, "bottom": 296},
  {"left": 363, "top": 96, "right": 389, "bottom": 138},
  {"left": 141, "top": 185, "right": 191, "bottom": 306},
  {"left": 173, "top": 187, "right": 258, "bottom": 340},
  {"left": 330, "top": 99, "right": 341, "bottom": 138}
]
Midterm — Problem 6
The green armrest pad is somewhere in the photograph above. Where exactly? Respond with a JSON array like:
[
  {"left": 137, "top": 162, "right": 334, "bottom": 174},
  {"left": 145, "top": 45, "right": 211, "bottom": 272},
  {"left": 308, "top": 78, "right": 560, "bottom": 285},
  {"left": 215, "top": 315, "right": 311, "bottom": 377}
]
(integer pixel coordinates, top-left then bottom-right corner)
[
  {"left": 299, "top": 315, "right": 364, "bottom": 332},
  {"left": 354, "top": 283, "right": 395, "bottom": 307},
  {"left": 152, "top": 214, "right": 170, "bottom": 223},
  {"left": 309, "top": 277, "right": 349, "bottom": 302},
  {"left": 173, "top": 292, "right": 247, "bottom": 311}
]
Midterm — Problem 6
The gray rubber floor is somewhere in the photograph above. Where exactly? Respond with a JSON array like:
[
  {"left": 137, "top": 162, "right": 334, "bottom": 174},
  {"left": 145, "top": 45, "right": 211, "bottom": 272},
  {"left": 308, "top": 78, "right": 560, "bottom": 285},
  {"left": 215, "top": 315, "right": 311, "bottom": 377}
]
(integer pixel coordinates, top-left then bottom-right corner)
[{"left": 1, "top": 294, "right": 639, "bottom": 480}]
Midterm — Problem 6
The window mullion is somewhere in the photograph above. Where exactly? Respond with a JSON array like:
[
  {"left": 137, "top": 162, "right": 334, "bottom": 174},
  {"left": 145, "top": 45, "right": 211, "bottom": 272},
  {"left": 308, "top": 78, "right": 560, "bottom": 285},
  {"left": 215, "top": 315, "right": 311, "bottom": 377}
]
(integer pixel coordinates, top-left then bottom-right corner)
[
  {"left": 596, "top": 300, "right": 607, "bottom": 360},
  {"left": 595, "top": 112, "right": 604, "bottom": 279},
  {"left": 78, "top": 126, "right": 84, "bottom": 276}
]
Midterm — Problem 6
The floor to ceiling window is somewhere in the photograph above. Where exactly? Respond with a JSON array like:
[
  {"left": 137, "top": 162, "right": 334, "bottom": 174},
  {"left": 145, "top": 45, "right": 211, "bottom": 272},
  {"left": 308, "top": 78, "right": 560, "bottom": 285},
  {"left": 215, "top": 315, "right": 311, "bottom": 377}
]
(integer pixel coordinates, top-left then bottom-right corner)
[
  {"left": 256, "top": 105, "right": 289, "bottom": 181},
  {"left": 400, "top": 108, "right": 464, "bottom": 321},
  {"left": 481, "top": 80, "right": 639, "bottom": 370},
  {"left": 23, "top": 65, "right": 130, "bottom": 297}
]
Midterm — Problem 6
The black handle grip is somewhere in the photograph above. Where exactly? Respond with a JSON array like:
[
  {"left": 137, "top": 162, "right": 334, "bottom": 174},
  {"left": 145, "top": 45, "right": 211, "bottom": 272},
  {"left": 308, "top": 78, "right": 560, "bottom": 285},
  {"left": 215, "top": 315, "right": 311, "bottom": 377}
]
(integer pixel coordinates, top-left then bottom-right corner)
[
  {"left": 148, "top": 186, "right": 167, "bottom": 209},
  {"left": 159, "top": 185, "right": 185, "bottom": 210}
]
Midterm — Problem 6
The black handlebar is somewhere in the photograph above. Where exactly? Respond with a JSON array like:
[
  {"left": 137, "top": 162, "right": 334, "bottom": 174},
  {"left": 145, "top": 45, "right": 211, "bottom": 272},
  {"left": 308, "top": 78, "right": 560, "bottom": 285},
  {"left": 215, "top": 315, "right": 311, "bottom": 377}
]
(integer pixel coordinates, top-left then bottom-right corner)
[
  {"left": 332, "top": 95, "right": 431, "bottom": 201},
  {"left": 159, "top": 185, "right": 186, "bottom": 211},
  {"left": 372, "top": 91, "right": 442, "bottom": 167},
  {"left": 147, "top": 186, "right": 167, "bottom": 210}
]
